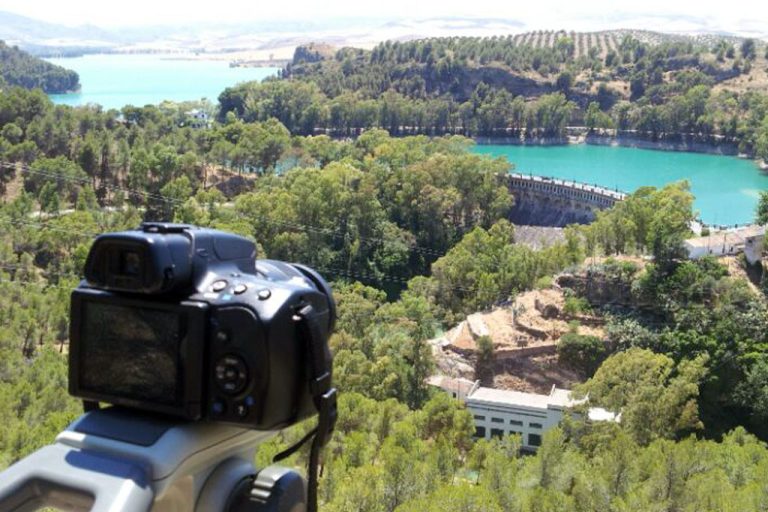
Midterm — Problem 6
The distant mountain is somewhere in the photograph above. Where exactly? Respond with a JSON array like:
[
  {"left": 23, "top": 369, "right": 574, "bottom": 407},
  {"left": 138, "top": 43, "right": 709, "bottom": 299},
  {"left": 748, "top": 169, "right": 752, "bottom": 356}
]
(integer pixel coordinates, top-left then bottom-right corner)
[
  {"left": 0, "top": 10, "right": 117, "bottom": 45},
  {"left": 0, "top": 8, "right": 763, "bottom": 61},
  {"left": 0, "top": 40, "right": 79, "bottom": 93}
]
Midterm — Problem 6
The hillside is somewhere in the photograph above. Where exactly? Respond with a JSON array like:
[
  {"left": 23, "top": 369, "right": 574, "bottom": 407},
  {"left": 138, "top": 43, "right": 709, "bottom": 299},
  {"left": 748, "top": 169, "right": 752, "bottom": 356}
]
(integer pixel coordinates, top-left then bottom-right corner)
[
  {"left": 282, "top": 30, "right": 763, "bottom": 102},
  {"left": 0, "top": 40, "right": 79, "bottom": 93},
  {"left": 219, "top": 30, "right": 768, "bottom": 160}
]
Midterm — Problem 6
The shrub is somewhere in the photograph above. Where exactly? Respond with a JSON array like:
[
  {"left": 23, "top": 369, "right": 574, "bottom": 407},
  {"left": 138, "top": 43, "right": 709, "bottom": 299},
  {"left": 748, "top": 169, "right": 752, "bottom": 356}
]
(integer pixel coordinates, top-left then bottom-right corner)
[
  {"left": 557, "top": 332, "right": 608, "bottom": 376},
  {"left": 563, "top": 296, "right": 592, "bottom": 316}
]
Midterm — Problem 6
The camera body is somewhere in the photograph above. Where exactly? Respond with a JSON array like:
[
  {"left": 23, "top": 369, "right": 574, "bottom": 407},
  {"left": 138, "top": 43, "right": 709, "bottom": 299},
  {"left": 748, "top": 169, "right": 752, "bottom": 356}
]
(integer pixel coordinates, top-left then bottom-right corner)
[{"left": 68, "top": 223, "right": 335, "bottom": 430}]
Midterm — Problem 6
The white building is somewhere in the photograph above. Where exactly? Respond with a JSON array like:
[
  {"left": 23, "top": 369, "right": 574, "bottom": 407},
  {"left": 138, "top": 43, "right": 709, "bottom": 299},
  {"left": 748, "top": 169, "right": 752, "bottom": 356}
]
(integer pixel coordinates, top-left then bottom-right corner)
[
  {"left": 429, "top": 378, "right": 618, "bottom": 450},
  {"left": 466, "top": 385, "right": 584, "bottom": 449},
  {"left": 684, "top": 225, "right": 765, "bottom": 264},
  {"left": 184, "top": 109, "right": 210, "bottom": 129}
]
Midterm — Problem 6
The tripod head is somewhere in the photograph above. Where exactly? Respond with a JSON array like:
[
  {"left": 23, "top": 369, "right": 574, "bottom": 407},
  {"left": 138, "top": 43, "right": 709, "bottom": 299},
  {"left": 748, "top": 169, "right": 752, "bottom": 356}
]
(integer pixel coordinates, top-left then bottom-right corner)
[{"left": 0, "top": 407, "right": 306, "bottom": 512}]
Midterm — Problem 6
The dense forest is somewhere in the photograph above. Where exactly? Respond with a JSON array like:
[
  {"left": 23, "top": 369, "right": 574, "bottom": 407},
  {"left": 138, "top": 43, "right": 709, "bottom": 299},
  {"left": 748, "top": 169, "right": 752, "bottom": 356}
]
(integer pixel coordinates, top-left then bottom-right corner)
[
  {"left": 2, "top": 34, "right": 768, "bottom": 509},
  {"left": 0, "top": 40, "right": 79, "bottom": 94},
  {"left": 218, "top": 33, "right": 768, "bottom": 160}
]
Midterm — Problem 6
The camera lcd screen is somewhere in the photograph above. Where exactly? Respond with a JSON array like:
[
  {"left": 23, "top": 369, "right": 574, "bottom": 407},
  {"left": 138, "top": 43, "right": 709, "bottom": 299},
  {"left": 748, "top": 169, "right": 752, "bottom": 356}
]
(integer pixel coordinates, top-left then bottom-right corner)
[{"left": 79, "top": 302, "right": 184, "bottom": 406}]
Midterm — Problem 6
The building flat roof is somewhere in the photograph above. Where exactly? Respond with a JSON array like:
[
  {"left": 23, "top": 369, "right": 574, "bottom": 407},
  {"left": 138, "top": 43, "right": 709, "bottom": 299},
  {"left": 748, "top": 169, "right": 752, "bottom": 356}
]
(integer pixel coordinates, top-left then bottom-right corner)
[
  {"left": 468, "top": 386, "right": 580, "bottom": 410},
  {"left": 685, "top": 225, "right": 765, "bottom": 249},
  {"left": 427, "top": 376, "right": 477, "bottom": 394}
]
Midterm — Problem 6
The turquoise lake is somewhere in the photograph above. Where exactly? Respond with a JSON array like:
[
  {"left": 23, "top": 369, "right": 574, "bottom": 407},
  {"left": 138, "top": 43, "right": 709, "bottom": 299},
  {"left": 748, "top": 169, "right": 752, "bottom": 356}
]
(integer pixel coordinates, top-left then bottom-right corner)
[
  {"left": 45, "top": 54, "right": 278, "bottom": 109},
  {"left": 473, "top": 144, "right": 768, "bottom": 226}
]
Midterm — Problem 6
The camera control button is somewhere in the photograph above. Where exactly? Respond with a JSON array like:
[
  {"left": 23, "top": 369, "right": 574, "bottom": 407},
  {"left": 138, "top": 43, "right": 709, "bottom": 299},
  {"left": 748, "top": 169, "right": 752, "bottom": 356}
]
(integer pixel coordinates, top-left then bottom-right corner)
[
  {"left": 215, "top": 355, "right": 248, "bottom": 395},
  {"left": 257, "top": 289, "right": 271, "bottom": 300},
  {"left": 212, "top": 400, "right": 226, "bottom": 416},
  {"left": 235, "top": 402, "right": 249, "bottom": 418},
  {"left": 233, "top": 283, "right": 248, "bottom": 295},
  {"left": 211, "top": 280, "right": 228, "bottom": 292}
]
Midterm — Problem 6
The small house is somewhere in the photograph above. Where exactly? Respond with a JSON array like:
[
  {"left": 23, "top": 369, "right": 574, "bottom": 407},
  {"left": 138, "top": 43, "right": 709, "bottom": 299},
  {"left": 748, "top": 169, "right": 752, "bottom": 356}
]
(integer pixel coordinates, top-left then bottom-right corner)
[{"left": 684, "top": 225, "right": 765, "bottom": 264}]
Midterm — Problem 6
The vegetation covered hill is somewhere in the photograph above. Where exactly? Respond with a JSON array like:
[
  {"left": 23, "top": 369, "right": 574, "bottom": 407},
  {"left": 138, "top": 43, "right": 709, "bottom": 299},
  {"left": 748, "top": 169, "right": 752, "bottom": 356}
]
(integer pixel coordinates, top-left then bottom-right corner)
[
  {"left": 219, "top": 31, "right": 768, "bottom": 160},
  {"left": 0, "top": 40, "right": 79, "bottom": 93},
  {"left": 282, "top": 29, "right": 748, "bottom": 103}
]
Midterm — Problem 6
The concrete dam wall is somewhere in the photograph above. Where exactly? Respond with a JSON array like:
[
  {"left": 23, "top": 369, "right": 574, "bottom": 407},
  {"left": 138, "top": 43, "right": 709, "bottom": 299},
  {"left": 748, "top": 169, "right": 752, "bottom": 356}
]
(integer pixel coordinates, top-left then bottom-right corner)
[{"left": 507, "top": 174, "right": 626, "bottom": 226}]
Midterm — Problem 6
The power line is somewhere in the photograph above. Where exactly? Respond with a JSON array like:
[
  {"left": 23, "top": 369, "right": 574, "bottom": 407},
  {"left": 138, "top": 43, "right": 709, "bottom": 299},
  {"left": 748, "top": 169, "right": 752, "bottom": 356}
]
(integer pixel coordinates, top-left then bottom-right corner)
[
  {"left": 0, "top": 217, "right": 99, "bottom": 238},
  {"left": 1, "top": 160, "right": 451, "bottom": 259},
  {"left": 4, "top": 163, "right": 763, "bottom": 306},
  {"left": 3, "top": 214, "right": 764, "bottom": 304},
  {"left": 0, "top": 275, "right": 74, "bottom": 292},
  {"left": 0, "top": 216, "right": 488, "bottom": 296}
]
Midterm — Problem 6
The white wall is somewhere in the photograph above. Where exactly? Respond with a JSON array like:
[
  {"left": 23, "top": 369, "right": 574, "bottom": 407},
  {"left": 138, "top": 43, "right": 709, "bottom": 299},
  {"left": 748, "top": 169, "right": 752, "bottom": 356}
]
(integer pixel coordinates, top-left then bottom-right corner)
[
  {"left": 685, "top": 242, "right": 738, "bottom": 259},
  {"left": 466, "top": 400, "right": 564, "bottom": 450}
]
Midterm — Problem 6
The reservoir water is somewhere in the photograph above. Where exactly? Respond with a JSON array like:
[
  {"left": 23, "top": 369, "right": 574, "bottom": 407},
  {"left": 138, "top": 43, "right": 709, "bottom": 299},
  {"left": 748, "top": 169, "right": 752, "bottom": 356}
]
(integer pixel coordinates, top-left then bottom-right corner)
[
  {"left": 473, "top": 144, "right": 768, "bottom": 226},
  {"left": 45, "top": 54, "right": 278, "bottom": 110}
]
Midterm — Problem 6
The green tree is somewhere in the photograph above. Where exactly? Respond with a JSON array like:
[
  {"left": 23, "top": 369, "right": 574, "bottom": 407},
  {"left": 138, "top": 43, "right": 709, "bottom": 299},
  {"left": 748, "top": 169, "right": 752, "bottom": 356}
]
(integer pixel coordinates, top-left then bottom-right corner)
[
  {"left": 734, "top": 356, "right": 768, "bottom": 422},
  {"left": 159, "top": 176, "right": 194, "bottom": 220},
  {"left": 557, "top": 332, "right": 607, "bottom": 377},
  {"left": 756, "top": 191, "right": 768, "bottom": 225},
  {"left": 579, "top": 348, "right": 708, "bottom": 444},
  {"left": 395, "top": 484, "right": 502, "bottom": 512},
  {"left": 38, "top": 181, "right": 60, "bottom": 215},
  {"left": 741, "top": 39, "right": 757, "bottom": 60},
  {"left": 555, "top": 71, "right": 573, "bottom": 93},
  {"left": 584, "top": 101, "right": 613, "bottom": 132},
  {"left": 475, "top": 335, "right": 495, "bottom": 384}
]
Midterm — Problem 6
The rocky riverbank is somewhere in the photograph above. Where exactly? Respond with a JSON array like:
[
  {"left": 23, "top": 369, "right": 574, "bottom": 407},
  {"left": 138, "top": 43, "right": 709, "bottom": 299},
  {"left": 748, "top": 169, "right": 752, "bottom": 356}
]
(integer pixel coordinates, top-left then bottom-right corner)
[
  {"left": 474, "top": 132, "right": 761, "bottom": 164},
  {"left": 474, "top": 136, "right": 568, "bottom": 146},
  {"left": 584, "top": 133, "right": 741, "bottom": 156}
]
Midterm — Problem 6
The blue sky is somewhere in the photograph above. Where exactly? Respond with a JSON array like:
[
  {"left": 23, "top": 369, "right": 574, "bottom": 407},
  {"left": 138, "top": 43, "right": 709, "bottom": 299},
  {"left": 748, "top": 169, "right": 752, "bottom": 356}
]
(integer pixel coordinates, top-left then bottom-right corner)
[{"left": 0, "top": 0, "right": 766, "bottom": 35}]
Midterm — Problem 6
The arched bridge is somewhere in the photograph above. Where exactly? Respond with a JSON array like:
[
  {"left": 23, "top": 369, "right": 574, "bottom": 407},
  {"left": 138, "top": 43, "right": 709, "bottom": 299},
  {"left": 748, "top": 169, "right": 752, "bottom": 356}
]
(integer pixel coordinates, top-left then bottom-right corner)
[{"left": 507, "top": 173, "right": 627, "bottom": 226}]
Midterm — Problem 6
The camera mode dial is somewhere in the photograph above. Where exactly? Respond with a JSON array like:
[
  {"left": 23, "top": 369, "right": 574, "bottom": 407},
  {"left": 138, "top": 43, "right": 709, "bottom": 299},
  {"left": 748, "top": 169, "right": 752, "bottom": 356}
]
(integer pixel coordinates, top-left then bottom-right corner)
[{"left": 214, "top": 355, "right": 248, "bottom": 395}]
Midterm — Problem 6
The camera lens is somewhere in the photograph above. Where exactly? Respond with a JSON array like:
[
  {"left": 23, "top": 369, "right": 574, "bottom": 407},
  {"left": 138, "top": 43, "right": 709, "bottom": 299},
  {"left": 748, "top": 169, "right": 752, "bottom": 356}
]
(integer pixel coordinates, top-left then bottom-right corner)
[{"left": 120, "top": 251, "right": 141, "bottom": 277}]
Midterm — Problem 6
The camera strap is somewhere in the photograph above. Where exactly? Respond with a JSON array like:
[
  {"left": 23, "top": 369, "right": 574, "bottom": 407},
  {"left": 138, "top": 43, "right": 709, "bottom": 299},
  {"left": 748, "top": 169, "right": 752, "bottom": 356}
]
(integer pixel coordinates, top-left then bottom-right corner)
[{"left": 270, "top": 304, "right": 337, "bottom": 512}]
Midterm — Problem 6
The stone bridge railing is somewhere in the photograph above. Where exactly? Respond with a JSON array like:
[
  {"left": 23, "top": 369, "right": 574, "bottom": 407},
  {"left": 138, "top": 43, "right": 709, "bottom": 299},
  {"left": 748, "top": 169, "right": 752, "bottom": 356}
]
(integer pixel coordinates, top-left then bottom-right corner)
[{"left": 507, "top": 173, "right": 627, "bottom": 226}]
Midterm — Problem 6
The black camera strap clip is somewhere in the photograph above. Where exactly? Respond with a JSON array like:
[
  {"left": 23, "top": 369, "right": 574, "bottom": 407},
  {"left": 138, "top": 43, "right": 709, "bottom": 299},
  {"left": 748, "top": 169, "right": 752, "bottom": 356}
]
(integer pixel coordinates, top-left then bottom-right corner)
[
  {"left": 309, "top": 372, "right": 331, "bottom": 397},
  {"left": 294, "top": 304, "right": 336, "bottom": 442},
  {"left": 316, "top": 388, "right": 337, "bottom": 448}
]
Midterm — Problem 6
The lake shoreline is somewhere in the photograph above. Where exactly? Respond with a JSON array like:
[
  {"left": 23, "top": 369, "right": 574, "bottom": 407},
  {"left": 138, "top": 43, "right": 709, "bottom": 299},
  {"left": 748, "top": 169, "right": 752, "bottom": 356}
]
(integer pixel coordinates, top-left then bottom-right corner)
[
  {"left": 474, "top": 134, "right": 766, "bottom": 169},
  {"left": 584, "top": 134, "right": 742, "bottom": 158}
]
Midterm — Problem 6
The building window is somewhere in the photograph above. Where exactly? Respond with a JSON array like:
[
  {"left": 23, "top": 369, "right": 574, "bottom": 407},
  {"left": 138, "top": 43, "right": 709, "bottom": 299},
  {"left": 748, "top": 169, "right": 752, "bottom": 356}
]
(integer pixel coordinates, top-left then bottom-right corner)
[
  {"left": 491, "top": 417, "right": 504, "bottom": 424},
  {"left": 510, "top": 420, "right": 523, "bottom": 426},
  {"left": 528, "top": 433, "right": 542, "bottom": 447},
  {"left": 529, "top": 422, "right": 543, "bottom": 429},
  {"left": 473, "top": 415, "right": 485, "bottom": 421},
  {"left": 491, "top": 428, "right": 505, "bottom": 439},
  {"left": 475, "top": 426, "right": 486, "bottom": 438}
]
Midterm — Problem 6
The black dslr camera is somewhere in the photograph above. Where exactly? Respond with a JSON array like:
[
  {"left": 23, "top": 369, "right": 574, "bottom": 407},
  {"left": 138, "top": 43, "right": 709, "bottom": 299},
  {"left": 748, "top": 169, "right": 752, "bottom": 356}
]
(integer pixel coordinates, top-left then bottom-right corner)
[{"left": 68, "top": 223, "right": 336, "bottom": 430}]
